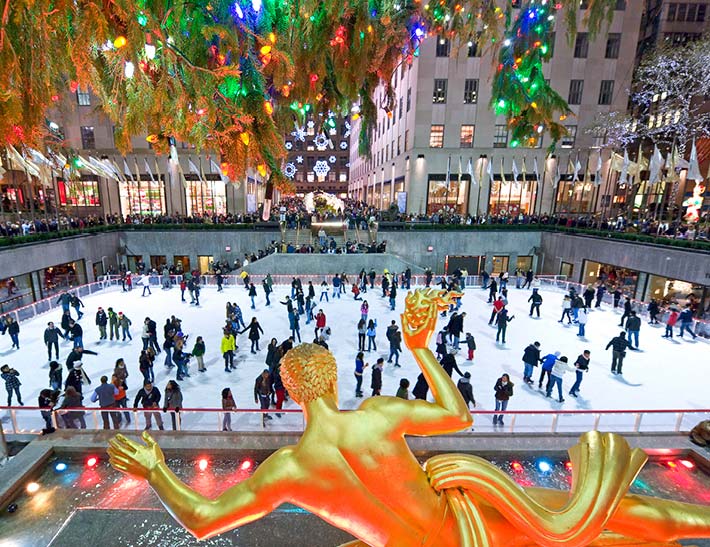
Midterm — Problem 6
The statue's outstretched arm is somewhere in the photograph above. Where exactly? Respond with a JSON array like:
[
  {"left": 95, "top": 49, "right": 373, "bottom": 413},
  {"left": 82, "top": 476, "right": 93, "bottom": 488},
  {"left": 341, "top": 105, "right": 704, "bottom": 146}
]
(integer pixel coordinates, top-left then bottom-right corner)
[
  {"left": 383, "top": 289, "right": 472, "bottom": 435},
  {"left": 109, "top": 433, "right": 294, "bottom": 540}
]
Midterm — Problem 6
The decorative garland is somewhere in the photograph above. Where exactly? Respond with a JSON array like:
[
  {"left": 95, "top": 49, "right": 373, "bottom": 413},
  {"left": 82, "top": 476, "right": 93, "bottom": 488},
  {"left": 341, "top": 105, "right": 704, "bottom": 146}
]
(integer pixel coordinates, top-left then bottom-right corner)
[{"left": 0, "top": 0, "right": 618, "bottom": 190}]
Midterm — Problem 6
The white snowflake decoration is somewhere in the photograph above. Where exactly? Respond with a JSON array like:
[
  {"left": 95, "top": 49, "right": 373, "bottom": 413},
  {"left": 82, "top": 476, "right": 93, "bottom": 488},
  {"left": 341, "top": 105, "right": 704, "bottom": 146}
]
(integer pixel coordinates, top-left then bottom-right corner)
[
  {"left": 291, "top": 125, "right": 306, "bottom": 142},
  {"left": 314, "top": 134, "right": 330, "bottom": 151},
  {"left": 346, "top": 162, "right": 350, "bottom": 168},
  {"left": 283, "top": 163, "right": 297, "bottom": 179},
  {"left": 285, "top": 141, "right": 293, "bottom": 150},
  {"left": 344, "top": 121, "right": 351, "bottom": 138},
  {"left": 296, "top": 155, "right": 304, "bottom": 164},
  {"left": 329, "top": 127, "right": 337, "bottom": 136},
  {"left": 313, "top": 160, "right": 331, "bottom": 178},
  {"left": 307, "top": 120, "right": 315, "bottom": 129},
  {"left": 339, "top": 141, "right": 348, "bottom": 150},
  {"left": 328, "top": 155, "right": 336, "bottom": 164}
]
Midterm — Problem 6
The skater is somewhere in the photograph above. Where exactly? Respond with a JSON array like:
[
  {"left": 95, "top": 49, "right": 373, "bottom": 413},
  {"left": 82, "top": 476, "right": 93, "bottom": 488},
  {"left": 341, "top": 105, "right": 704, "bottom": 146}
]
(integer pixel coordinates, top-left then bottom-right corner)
[
  {"left": 412, "top": 372, "right": 429, "bottom": 400},
  {"left": 241, "top": 317, "right": 264, "bottom": 353},
  {"left": 265, "top": 338, "right": 281, "bottom": 373},
  {"left": 139, "top": 349, "right": 155, "bottom": 384},
  {"left": 371, "top": 358, "right": 383, "bottom": 396},
  {"left": 606, "top": 331, "right": 630, "bottom": 374},
  {"left": 172, "top": 340, "right": 191, "bottom": 381},
  {"left": 180, "top": 279, "right": 187, "bottom": 302},
  {"left": 522, "top": 269, "right": 534, "bottom": 290},
  {"left": 360, "top": 300, "right": 369, "bottom": 323},
  {"left": 60, "top": 309, "right": 72, "bottom": 338},
  {"left": 216, "top": 269, "right": 224, "bottom": 292},
  {"left": 618, "top": 296, "right": 632, "bottom": 327},
  {"left": 1, "top": 364, "right": 23, "bottom": 406},
  {"left": 354, "top": 352, "right": 368, "bottom": 397},
  {"left": 625, "top": 311, "right": 641, "bottom": 349},
  {"left": 254, "top": 369, "right": 273, "bottom": 426},
  {"left": 647, "top": 299, "right": 660, "bottom": 325},
  {"left": 90, "top": 375, "right": 120, "bottom": 430},
  {"left": 495, "top": 307, "right": 514, "bottom": 344},
  {"left": 404, "top": 267, "right": 412, "bottom": 290},
  {"left": 528, "top": 288, "right": 543, "bottom": 317},
  {"left": 133, "top": 380, "right": 164, "bottom": 431},
  {"left": 352, "top": 283, "right": 362, "bottom": 300},
  {"left": 262, "top": 278, "right": 272, "bottom": 306},
  {"left": 678, "top": 305, "right": 697, "bottom": 339},
  {"left": 57, "top": 291, "right": 72, "bottom": 314},
  {"left": 441, "top": 350, "right": 465, "bottom": 377},
  {"left": 369, "top": 268, "right": 377, "bottom": 289},
  {"left": 192, "top": 336, "right": 206, "bottom": 372},
  {"left": 465, "top": 332, "right": 476, "bottom": 361},
  {"left": 357, "top": 319, "right": 367, "bottom": 352},
  {"left": 118, "top": 312, "right": 132, "bottom": 341},
  {"left": 248, "top": 282, "right": 257, "bottom": 309},
  {"left": 65, "top": 361, "right": 91, "bottom": 395},
  {"left": 68, "top": 319, "right": 83, "bottom": 349},
  {"left": 546, "top": 356, "right": 573, "bottom": 403},
  {"left": 332, "top": 273, "right": 341, "bottom": 299},
  {"left": 583, "top": 285, "right": 595, "bottom": 310},
  {"left": 663, "top": 308, "right": 679, "bottom": 338},
  {"left": 569, "top": 350, "right": 590, "bottom": 397},
  {"left": 232, "top": 303, "right": 246, "bottom": 330},
  {"left": 44, "top": 321, "right": 65, "bottom": 360},
  {"left": 559, "top": 295, "right": 572, "bottom": 324},
  {"left": 538, "top": 351, "right": 560, "bottom": 390},
  {"left": 396, "top": 378, "right": 410, "bottom": 399},
  {"left": 113, "top": 358, "right": 129, "bottom": 390},
  {"left": 457, "top": 372, "right": 476, "bottom": 409},
  {"left": 595, "top": 283, "right": 606, "bottom": 308},
  {"left": 221, "top": 330, "right": 236, "bottom": 371},
  {"left": 389, "top": 283, "right": 397, "bottom": 311},
  {"left": 522, "top": 341, "right": 542, "bottom": 384},
  {"left": 140, "top": 273, "right": 152, "bottom": 296},
  {"left": 96, "top": 307, "right": 108, "bottom": 340},
  {"left": 387, "top": 324, "right": 402, "bottom": 367},
  {"left": 65, "top": 345, "right": 98, "bottom": 371},
  {"left": 366, "top": 319, "right": 377, "bottom": 351},
  {"left": 315, "top": 309, "right": 326, "bottom": 339},
  {"left": 612, "top": 287, "right": 622, "bottom": 309},
  {"left": 113, "top": 374, "right": 131, "bottom": 426},
  {"left": 487, "top": 278, "right": 498, "bottom": 303},
  {"left": 49, "top": 360, "right": 62, "bottom": 391},
  {"left": 70, "top": 293, "right": 84, "bottom": 319},
  {"left": 60, "top": 386, "right": 86, "bottom": 429},
  {"left": 108, "top": 307, "right": 119, "bottom": 340},
  {"left": 488, "top": 296, "right": 505, "bottom": 325},
  {"left": 319, "top": 279, "right": 329, "bottom": 302},
  {"left": 6, "top": 317, "right": 19, "bottom": 349},
  {"left": 577, "top": 306, "right": 589, "bottom": 337},
  {"left": 222, "top": 387, "right": 236, "bottom": 431},
  {"left": 290, "top": 310, "right": 302, "bottom": 343},
  {"left": 447, "top": 311, "right": 465, "bottom": 350},
  {"left": 493, "top": 373, "right": 513, "bottom": 426},
  {"left": 163, "top": 380, "right": 183, "bottom": 430}
]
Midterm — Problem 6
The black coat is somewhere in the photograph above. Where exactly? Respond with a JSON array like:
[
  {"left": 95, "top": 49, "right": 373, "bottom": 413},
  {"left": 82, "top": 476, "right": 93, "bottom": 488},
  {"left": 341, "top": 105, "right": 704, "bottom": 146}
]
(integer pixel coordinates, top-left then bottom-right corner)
[
  {"left": 412, "top": 373, "right": 429, "bottom": 400},
  {"left": 494, "top": 379, "right": 514, "bottom": 401},
  {"left": 242, "top": 322, "right": 264, "bottom": 340},
  {"left": 44, "top": 327, "right": 64, "bottom": 344},
  {"left": 457, "top": 379, "right": 476, "bottom": 407},
  {"left": 371, "top": 366, "right": 382, "bottom": 390},
  {"left": 441, "top": 354, "right": 464, "bottom": 377},
  {"left": 522, "top": 344, "right": 541, "bottom": 366}
]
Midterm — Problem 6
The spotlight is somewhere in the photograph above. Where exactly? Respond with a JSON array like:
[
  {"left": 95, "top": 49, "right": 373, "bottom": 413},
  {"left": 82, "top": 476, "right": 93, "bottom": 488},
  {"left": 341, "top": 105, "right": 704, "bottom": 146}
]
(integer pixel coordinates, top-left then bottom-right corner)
[
  {"left": 54, "top": 462, "right": 67, "bottom": 472},
  {"left": 678, "top": 459, "right": 695, "bottom": 469},
  {"left": 565, "top": 461, "right": 573, "bottom": 471},
  {"left": 665, "top": 461, "right": 677, "bottom": 469},
  {"left": 537, "top": 460, "right": 552, "bottom": 473},
  {"left": 86, "top": 456, "right": 98, "bottom": 468},
  {"left": 240, "top": 459, "right": 254, "bottom": 471},
  {"left": 511, "top": 461, "right": 524, "bottom": 472},
  {"left": 198, "top": 458, "right": 209, "bottom": 471},
  {"left": 26, "top": 482, "right": 40, "bottom": 494}
]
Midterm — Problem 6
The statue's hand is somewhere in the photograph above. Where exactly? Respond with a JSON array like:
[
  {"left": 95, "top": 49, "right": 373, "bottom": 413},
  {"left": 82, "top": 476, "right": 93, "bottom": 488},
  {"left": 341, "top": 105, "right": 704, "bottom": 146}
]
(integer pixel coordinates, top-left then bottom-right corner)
[
  {"left": 108, "top": 432, "right": 165, "bottom": 481},
  {"left": 401, "top": 289, "right": 462, "bottom": 349}
]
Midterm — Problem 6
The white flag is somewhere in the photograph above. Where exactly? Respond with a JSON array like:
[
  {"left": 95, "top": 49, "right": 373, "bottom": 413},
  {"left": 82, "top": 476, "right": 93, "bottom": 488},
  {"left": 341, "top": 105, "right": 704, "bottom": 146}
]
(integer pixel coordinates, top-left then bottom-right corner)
[
  {"left": 533, "top": 157, "right": 540, "bottom": 181},
  {"left": 573, "top": 156, "right": 582, "bottom": 182},
  {"left": 467, "top": 157, "right": 477, "bottom": 186},
  {"left": 445, "top": 155, "right": 451, "bottom": 187},
  {"left": 553, "top": 161, "right": 561, "bottom": 188},
  {"left": 511, "top": 158, "right": 519, "bottom": 181},
  {"left": 648, "top": 145, "right": 665, "bottom": 185},
  {"left": 123, "top": 158, "right": 133, "bottom": 179},
  {"left": 594, "top": 153, "right": 603, "bottom": 186},
  {"left": 144, "top": 158, "right": 156, "bottom": 183},
  {"left": 486, "top": 156, "right": 493, "bottom": 180},
  {"left": 619, "top": 149, "right": 629, "bottom": 186},
  {"left": 188, "top": 157, "right": 201, "bottom": 178},
  {"left": 687, "top": 139, "right": 704, "bottom": 182},
  {"left": 210, "top": 159, "right": 229, "bottom": 184}
]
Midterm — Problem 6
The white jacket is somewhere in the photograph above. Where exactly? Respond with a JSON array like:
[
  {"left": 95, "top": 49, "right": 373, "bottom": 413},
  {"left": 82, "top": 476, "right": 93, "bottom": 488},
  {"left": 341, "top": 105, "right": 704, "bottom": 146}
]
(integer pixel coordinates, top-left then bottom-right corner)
[
  {"left": 551, "top": 360, "right": 574, "bottom": 378},
  {"left": 578, "top": 309, "right": 589, "bottom": 325}
]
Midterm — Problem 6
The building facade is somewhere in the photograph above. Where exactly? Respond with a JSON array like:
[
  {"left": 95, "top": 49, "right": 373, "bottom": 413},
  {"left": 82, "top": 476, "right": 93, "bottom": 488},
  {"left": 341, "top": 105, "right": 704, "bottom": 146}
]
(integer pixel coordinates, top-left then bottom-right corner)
[{"left": 348, "top": 1, "right": 644, "bottom": 217}]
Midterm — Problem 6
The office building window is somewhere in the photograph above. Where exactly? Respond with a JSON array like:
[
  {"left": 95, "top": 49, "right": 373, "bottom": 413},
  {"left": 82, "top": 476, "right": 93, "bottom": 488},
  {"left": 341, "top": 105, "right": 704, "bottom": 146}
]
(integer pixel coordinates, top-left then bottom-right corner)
[
  {"left": 406, "top": 88, "right": 411, "bottom": 111},
  {"left": 76, "top": 86, "right": 91, "bottom": 106},
  {"left": 677, "top": 3, "right": 687, "bottom": 19},
  {"left": 399, "top": 96, "right": 403, "bottom": 119},
  {"left": 574, "top": 33, "right": 589, "bottom": 58},
  {"left": 687, "top": 3, "right": 697, "bottom": 20},
  {"left": 698, "top": 3, "right": 707, "bottom": 20},
  {"left": 549, "top": 32, "right": 556, "bottom": 57},
  {"left": 493, "top": 125, "right": 508, "bottom": 148},
  {"left": 615, "top": 0, "right": 626, "bottom": 8},
  {"left": 598, "top": 80, "right": 614, "bottom": 105},
  {"left": 80, "top": 126, "right": 95, "bottom": 149},
  {"left": 433, "top": 79, "right": 448, "bottom": 104},
  {"left": 467, "top": 39, "right": 480, "bottom": 57},
  {"left": 429, "top": 125, "right": 444, "bottom": 148},
  {"left": 561, "top": 126, "right": 577, "bottom": 148},
  {"left": 463, "top": 79, "right": 479, "bottom": 104},
  {"left": 568, "top": 79, "right": 584, "bottom": 105},
  {"left": 460, "top": 125, "right": 475, "bottom": 148},
  {"left": 667, "top": 3, "right": 676, "bottom": 20},
  {"left": 436, "top": 37, "right": 450, "bottom": 57},
  {"left": 605, "top": 33, "right": 621, "bottom": 58}
]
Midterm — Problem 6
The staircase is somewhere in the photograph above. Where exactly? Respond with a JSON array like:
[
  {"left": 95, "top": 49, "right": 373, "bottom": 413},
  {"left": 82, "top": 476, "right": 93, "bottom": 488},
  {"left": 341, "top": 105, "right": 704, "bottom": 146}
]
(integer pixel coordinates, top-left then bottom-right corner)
[{"left": 282, "top": 228, "right": 312, "bottom": 247}]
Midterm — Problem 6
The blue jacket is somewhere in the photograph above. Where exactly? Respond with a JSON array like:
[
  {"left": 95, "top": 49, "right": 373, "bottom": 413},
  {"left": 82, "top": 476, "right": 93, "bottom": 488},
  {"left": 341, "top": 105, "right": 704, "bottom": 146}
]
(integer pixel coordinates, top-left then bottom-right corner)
[
  {"left": 541, "top": 353, "right": 558, "bottom": 371},
  {"left": 679, "top": 309, "right": 694, "bottom": 323}
]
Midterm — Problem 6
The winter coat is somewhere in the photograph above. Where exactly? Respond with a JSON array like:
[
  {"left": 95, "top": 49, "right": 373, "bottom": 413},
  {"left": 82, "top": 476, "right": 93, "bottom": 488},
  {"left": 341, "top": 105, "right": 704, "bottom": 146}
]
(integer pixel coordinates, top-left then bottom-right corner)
[
  {"left": 254, "top": 374, "right": 273, "bottom": 399},
  {"left": 541, "top": 353, "right": 558, "bottom": 371},
  {"left": 191, "top": 341, "right": 206, "bottom": 357},
  {"left": 65, "top": 368, "right": 91, "bottom": 393},
  {"left": 578, "top": 308, "right": 589, "bottom": 325},
  {"left": 679, "top": 309, "right": 694, "bottom": 324},
  {"left": 134, "top": 386, "right": 161, "bottom": 408},
  {"left": 574, "top": 354, "right": 590, "bottom": 371},
  {"left": 527, "top": 291, "right": 543, "bottom": 304},
  {"left": 606, "top": 335, "right": 629, "bottom": 353},
  {"left": 551, "top": 360, "right": 574, "bottom": 378},
  {"left": 465, "top": 335, "right": 477, "bottom": 350},
  {"left": 163, "top": 387, "right": 183, "bottom": 411},
  {"left": 412, "top": 373, "right": 429, "bottom": 400},
  {"left": 220, "top": 335, "right": 236, "bottom": 353},
  {"left": 242, "top": 322, "right": 264, "bottom": 341},
  {"left": 44, "top": 327, "right": 64, "bottom": 344},
  {"left": 96, "top": 311, "right": 107, "bottom": 327},
  {"left": 70, "top": 323, "right": 83, "bottom": 339},
  {"left": 457, "top": 377, "right": 476, "bottom": 407},
  {"left": 316, "top": 313, "right": 326, "bottom": 329},
  {"left": 522, "top": 344, "right": 541, "bottom": 366},
  {"left": 113, "top": 364, "right": 129, "bottom": 385},
  {"left": 366, "top": 320, "right": 378, "bottom": 337},
  {"left": 667, "top": 311, "right": 680, "bottom": 326},
  {"left": 371, "top": 366, "right": 382, "bottom": 390},
  {"left": 494, "top": 379, "right": 514, "bottom": 401},
  {"left": 625, "top": 316, "right": 641, "bottom": 331}
]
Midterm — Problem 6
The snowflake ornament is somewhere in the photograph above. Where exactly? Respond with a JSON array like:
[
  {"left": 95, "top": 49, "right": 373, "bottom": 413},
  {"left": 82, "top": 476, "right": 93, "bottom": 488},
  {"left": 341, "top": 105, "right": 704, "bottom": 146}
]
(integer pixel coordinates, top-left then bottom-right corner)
[
  {"left": 283, "top": 163, "right": 297, "bottom": 179},
  {"left": 296, "top": 155, "right": 304, "bottom": 164},
  {"left": 328, "top": 156, "right": 337, "bottom": 163},
  {"left": 314, "top": 133, "right": 330, "bottom": 150},
  {"left": 339, "top": 141, "right": 348, "bottom": 150},
  {"left": 285, "top": 141, "right": 293, "bottom": 150},
  {"left": 313, "top": 160, "right": 331, "bottom": 178},
  {"left": 307, "top": 120, "right": 315, "bottom": 129},
  {"left": 344, "top": 121, "right": 351, "bottom": 138},
  {"left": 291, "top": 125, "right": 306, "bottom": 142}
]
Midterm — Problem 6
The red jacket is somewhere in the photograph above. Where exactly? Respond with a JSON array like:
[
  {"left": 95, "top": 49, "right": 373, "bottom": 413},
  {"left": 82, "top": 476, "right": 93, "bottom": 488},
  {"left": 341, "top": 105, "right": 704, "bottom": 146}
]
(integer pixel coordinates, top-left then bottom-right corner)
[
  {"left": 492, "top": 300, "right": 505, "bottom": 313},
  {"left": 667, "top": 311, "right": 679, "bottom": 326},
  {"left": 316, "top": 313, "right": 326, "bottom": 328}
]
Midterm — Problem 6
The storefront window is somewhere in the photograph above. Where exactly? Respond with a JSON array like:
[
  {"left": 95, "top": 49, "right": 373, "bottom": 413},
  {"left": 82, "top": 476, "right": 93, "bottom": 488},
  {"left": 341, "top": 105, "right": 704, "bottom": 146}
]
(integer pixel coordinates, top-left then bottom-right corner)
[
  {"left": 426, "top": 176, "right": 469, "bottom": 214},
  {"left": 644, "top": 275, "right": 708, "bottom": 318},
  {"left": 516, "top": 256, "right": 533, "bottom": 272},
  {"left": 445, "top": 256, "right": 486, "bottom": 275},
  {"left": 41, "top": 261, "right": 87, "bottom": 298},
  {"left": 186, "top": 176, "right": 227, "bottom": 215},
  {"left": 58, "top": 177, "right": 101, "bottom": 207},
  {"left": 119, "top": 176, "right": 165, "bottom": 215},
  {"left": 0, "top": 274, "right": 34, "bottom": 312},
  {"left": 554, "top": 180, "right": 595, "bottom": 213},
  {"left": 560, "top": 261, "right": 574, "bottom": 278},
  {"left": 491, "top": 256, "right": 509, "bottom": 274},
  {"left": 150, "top": 255, "right": 167, "bottom": 271},
  {"left": 488, "top": 179, "right": 536, "bottom": 215},
  {"left": 582, "top": 260, "right": 639, "bottom": 296}
]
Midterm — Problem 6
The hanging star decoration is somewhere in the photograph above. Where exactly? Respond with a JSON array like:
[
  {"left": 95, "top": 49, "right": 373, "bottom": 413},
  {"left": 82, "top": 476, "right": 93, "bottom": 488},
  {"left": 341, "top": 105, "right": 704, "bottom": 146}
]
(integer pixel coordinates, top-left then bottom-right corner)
[{"left": 296, "top": 155, "right": 304, "bottom": 164}]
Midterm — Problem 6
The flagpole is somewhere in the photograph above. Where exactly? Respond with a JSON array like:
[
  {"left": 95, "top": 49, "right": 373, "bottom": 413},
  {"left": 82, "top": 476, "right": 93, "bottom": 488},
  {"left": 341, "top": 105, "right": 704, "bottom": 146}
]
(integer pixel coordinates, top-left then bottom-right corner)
[
  {"left": 476, "top": 157, "right": 484, "bottom": 219},
  {"left": 591, "top": 151, "right": 602, "bottom": 222},
  {"left": 537, "top": 155, "right": 547, "bottom": 218},
  {"left": 582, "top": 151, "right": 591, "bottom": 214},
  {"left": 486, "top": 156, "right": 493, "bottom": 217}
]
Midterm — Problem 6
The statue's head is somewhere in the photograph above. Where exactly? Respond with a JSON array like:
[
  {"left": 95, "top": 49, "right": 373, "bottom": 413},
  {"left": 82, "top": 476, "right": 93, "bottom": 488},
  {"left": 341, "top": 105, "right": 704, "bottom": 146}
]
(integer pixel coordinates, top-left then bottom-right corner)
[{"left": 280, "top": 343, "right": 338, "bottom": 405}]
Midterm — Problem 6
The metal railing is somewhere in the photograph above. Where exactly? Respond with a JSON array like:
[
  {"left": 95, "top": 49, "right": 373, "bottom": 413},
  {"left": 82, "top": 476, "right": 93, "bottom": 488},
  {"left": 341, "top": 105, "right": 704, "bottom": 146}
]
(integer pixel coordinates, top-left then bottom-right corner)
[{"left": 2, "top": 406, "right": 708, "bottom": 436}]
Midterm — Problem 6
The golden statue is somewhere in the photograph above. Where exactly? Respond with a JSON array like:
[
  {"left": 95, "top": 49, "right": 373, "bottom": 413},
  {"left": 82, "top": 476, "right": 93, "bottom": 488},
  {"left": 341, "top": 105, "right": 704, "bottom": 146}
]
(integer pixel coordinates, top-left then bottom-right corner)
[{"left": 108, "top": 289, "right": 710, "bottom": 546}]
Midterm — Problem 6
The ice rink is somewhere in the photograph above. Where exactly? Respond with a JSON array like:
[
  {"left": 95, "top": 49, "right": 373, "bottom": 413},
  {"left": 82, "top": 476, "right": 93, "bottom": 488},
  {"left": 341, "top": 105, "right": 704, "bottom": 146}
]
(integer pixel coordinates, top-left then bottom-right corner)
[{"left": 1, "top": 279, "right": 707, "bottom": 427}]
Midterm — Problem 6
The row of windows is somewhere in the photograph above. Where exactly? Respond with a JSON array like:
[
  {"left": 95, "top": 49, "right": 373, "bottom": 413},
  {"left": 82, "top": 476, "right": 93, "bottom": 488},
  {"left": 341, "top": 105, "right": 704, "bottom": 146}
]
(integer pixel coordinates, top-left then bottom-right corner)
[
  {"left": 432, "top": 79, "right": 479, "bottom": 104},
  {"left": 663, "top": 32, "right": 703, "bottom": 44},
  {"left": 428, "top": 125, "right": 577, "bottom": 149},
  {"left": 568, "top": 79, "right": 615, "bottom": 105},
  {"left": 374, "top": 88, "right": 411, "bottom": 141},
  {"left": 667, "top": 3, "right": 707, "bottom": 22}
]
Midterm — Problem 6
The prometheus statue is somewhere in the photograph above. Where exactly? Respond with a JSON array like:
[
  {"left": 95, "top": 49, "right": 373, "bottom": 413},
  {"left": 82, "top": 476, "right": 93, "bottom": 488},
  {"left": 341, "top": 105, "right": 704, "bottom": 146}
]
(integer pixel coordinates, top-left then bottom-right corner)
[{"left": 109, "top": 289, "right": 710, "bottom": 546}]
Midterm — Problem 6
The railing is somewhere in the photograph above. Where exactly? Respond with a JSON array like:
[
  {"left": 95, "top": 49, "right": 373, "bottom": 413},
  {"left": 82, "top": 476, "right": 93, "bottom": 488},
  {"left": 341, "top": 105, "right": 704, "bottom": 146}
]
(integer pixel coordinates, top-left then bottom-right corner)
[{"left": 2, "top": 406, "right": 708, "bottom": 436}]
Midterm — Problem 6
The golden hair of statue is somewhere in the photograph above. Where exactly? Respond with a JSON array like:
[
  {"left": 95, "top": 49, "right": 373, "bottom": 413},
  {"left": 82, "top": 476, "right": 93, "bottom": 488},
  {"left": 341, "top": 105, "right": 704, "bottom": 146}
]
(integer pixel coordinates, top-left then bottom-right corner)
[{"left": 108, "top": 288, "right": 710, "bottom": 546}]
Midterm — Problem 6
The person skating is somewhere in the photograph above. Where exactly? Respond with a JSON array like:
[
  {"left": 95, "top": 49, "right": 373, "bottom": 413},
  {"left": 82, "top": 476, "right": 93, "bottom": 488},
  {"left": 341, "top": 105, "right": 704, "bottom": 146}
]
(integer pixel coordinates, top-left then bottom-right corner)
[
  {"left": 96, "top": 307, "right": 108, "bottom": 340},
  {"left": 265, "top": 338, "right": 281, "bottom": 373},
  {"left": 332, "top": 274, "right": 342, "bottom": 299},
  {"left": 222, "top": 387, "right": 236, "bottom": 431},
  {"left": 366, "top": 319, "right": 377, "bottom": 351},
  {"left": 289, "top": 310, "right": 302, "bottom": 343},
  {"left": 487, "top": 278, "right": 498, "bottom": 303},
  {"left": 371, "top": 358, "right": 383, "bottom": 396},
  {"left": 90, "top": 375, "right": 120, "bottom": 429},
  {"left": 60, "top": 309, "right": 72, "bottom": 339},
  {"left": 465, "top": 332, "right": 476, "bottom": 361},
  {"left": 528, "top": 288, "right": 543, "bottom": 317},
  {"left": 457, "top": 372, "right": 476, "bottom": 409},
  {"left": 625, "top": 311, "right": 641, "bottom": 349},
  {"left": 163, "top": 380, "right": 183, "bottom": 430},
  {"left": 191, "top": 336, "right": 206, "bottom": 372},
  {"left": 319, "top": 279, "right": 329, "bottom": 302},
  {"left": 113, "top": 358, "right": 129, "bottom": 390},
  {"left": 493, "top": 374, "right": 513, "bottom": 426},
  {"left": 387, "top": 323, "right": 402, "bottom": 367},
  {"left": 404, "top": 267, "right": 411, "bottom": 290},
  {"left": 221, "top": 329, "right": 236, "bottom": 372},
  {"left": 71, "top": 293, "right": 85, "bottom": 319},
  {"left": 495, "top": 307, "right": 514, "bottom": 344},
  {"left": 558, "top": 295, "right": 572, "bottom": 324},
  {"left": 569, "top": 350, "right": 591, "bottom": 397},
  {"left": 352, "top": 283, "right": 362, "bottom": 300},
  {"left": 612, "top": 287, "right": 622, "bottom": 309},
  {"left": 678, "top": 305, "right": 697, "bottom": 339},
  {"left": 360, "top": 300, "right": 369, "bottom": 323},
  {"left": 108, "top": 307, "right": 120, "bottom": 340},
  {"left": 522, "top": 341, "right": 542, "bottom": 385},
  {"left": 522, "top": 269, "right": 534, "bottom": 290},
  {"left": 172, "top": 340, "right": 192, "bottom": 381},
  {"left": 139, "top": 349, "right": 155, "bottom": 384},
  {"left": 49, "top": 360, "right": 62, "bottom": 391},
  {"left": 133, "top": 380, "right": 164, "bottom": 430},
  {"left": 262, "top": 278, "right": 272, "bottom": 306},
  {"left": 647, "top": 299, "right": 660, "bottom": 324},
  {"left": 65, "top": 346, "right": 98, "bottom": 371},
  {"left": 68, "top": 319, "right": 85, "bottom": 349},
  {"left": 594, "top": 283, "right": 606, "bottom": 308},
  {"left": 44, "top": 321, "right": 65, "bottom": 360},
  {"left": 583, "top": 285, "right": 595, "bottom": 310},
  {"left": 354, "top": 352, "right": 368, "bottom": 397},
  {"left": 112, "top": 374, "right": 131, "bottom": 426},
  {"left": 388, "top": 283, "right": 397, "bottom": 311},
  {"left": 488, "top": 296, "right": 505, "bottom": 325},
  {"left": 606, "top": 331, "right": 630, "bottom": 374},
  {"left": 663, "top": 308, "right": 679, "bottom": 338},
  {"left": 6, "top": 317, "right": 19, "bottom": 349},
  {"left": 440, "top": 350, "right": 464, "bottom": 378},
  {"left": 118, "top": 312, "right": 132, "bottom": 341},
  {"left": 254, "top": 369, "right": 274, "bottom": 426},
  {"left": 180, "top": 279, "right": 187, "bottom": 302},
  {"left": 139, "top": 273, "right": 152, "bottom": 296},
  {"left": 618, "top": 296, "right": 632, "bottom": 326},
  {"left": 60, "top": 385, "right": 86, "bottom": 429},
  {"left": 65, "top": 361, "right": 91, "bottom": 395},
  {"left": 248, "top": 282, "right": 257, "bottom": 309},
  {"left": 577, "top": 306, "right": 589, "bottom": 337},
  {"left": 447, "top": 311, "right": 465, "bottom": 350},
  {"left": 241, "top": 317, "right": 265, "bottom": 354},
  {"left": 395, "top": 378, "right": 410, "bottom": 399},
  {"left": 357, "top": 319, "right": 367, "bottom": 352},
  {"left": 315, "top": 309, "right": 326, "bottom": 339},
  {"left": 1, "top": 364, "right": 23, "bottom": 406},
  {"left": 546, "top": 356, "right": 573, "bottom": 403},
  {"left": 538, "top": 351, "right": 560, "bottom": 390}
]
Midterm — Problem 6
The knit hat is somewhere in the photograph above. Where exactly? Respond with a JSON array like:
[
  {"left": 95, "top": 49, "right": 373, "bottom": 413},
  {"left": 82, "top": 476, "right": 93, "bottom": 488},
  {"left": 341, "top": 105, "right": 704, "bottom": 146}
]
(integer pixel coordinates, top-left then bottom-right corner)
[
  {"left": 73, "top": 361, "right": 83, "bottom": 369},
  {"left": 118, "top": 311, "right": 123, "bottom": 315},
  {"left": 553, "top": 351, "right": 561, "bottom": 357}
]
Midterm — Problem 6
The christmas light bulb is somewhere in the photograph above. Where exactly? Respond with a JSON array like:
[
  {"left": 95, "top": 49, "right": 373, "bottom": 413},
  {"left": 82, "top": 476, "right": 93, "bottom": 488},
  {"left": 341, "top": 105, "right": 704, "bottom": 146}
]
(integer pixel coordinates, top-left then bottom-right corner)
[
  {"left": 252, "top": 0, "right": 262, "bottom": 11},
  {"left": 233, "top": 2, "right": 244, "bottom": 18},
  {"left": 498, "top": 99, "right": 506, "bottom": 108},
  {"left": 504, "top": 39, "right": 511, "bottom": 46},
  {"left": 113, "top": 36, "right": 127, "bottom": 49},
  {"left": 144, "top": 43, "right": 156, "bottom": 59},
  {"left": 137, "top": 13, "right": 148, "bottom": 26},
  {"left": 124, "top": 61, "right": 135, "bottom": 78}
]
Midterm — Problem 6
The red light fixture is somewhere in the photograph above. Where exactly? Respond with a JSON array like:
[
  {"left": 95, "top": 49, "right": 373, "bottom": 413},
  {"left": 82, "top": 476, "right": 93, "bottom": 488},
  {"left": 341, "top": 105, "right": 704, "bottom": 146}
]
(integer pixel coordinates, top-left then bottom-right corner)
[
  {"left": 565, "top": 461, "right": 573, "bottom": 471},
  {"left": 86, "top": 456, "right": 98, "bottom": 468},
  {"left": 240, "top": 459, "right": 254, "bottom": 471},
  {"left": 198, "top": 458, "right": 209, "bottom": 471},
  {"left": 666, "top": 461, "right": 677, "bottom": 469},
  {"left": 511, "top": 461, "right": 523, "bottom": 472},
  {"left": 678, "top": 459, "right": 695, "bottom": 469}
]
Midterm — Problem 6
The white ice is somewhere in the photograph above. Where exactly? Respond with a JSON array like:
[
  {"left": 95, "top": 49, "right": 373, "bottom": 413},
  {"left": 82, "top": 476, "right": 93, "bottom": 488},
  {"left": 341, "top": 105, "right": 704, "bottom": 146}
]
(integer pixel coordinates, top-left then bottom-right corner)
[{"left": 1, "top": 279, "right": 707, "bottom": 432}]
